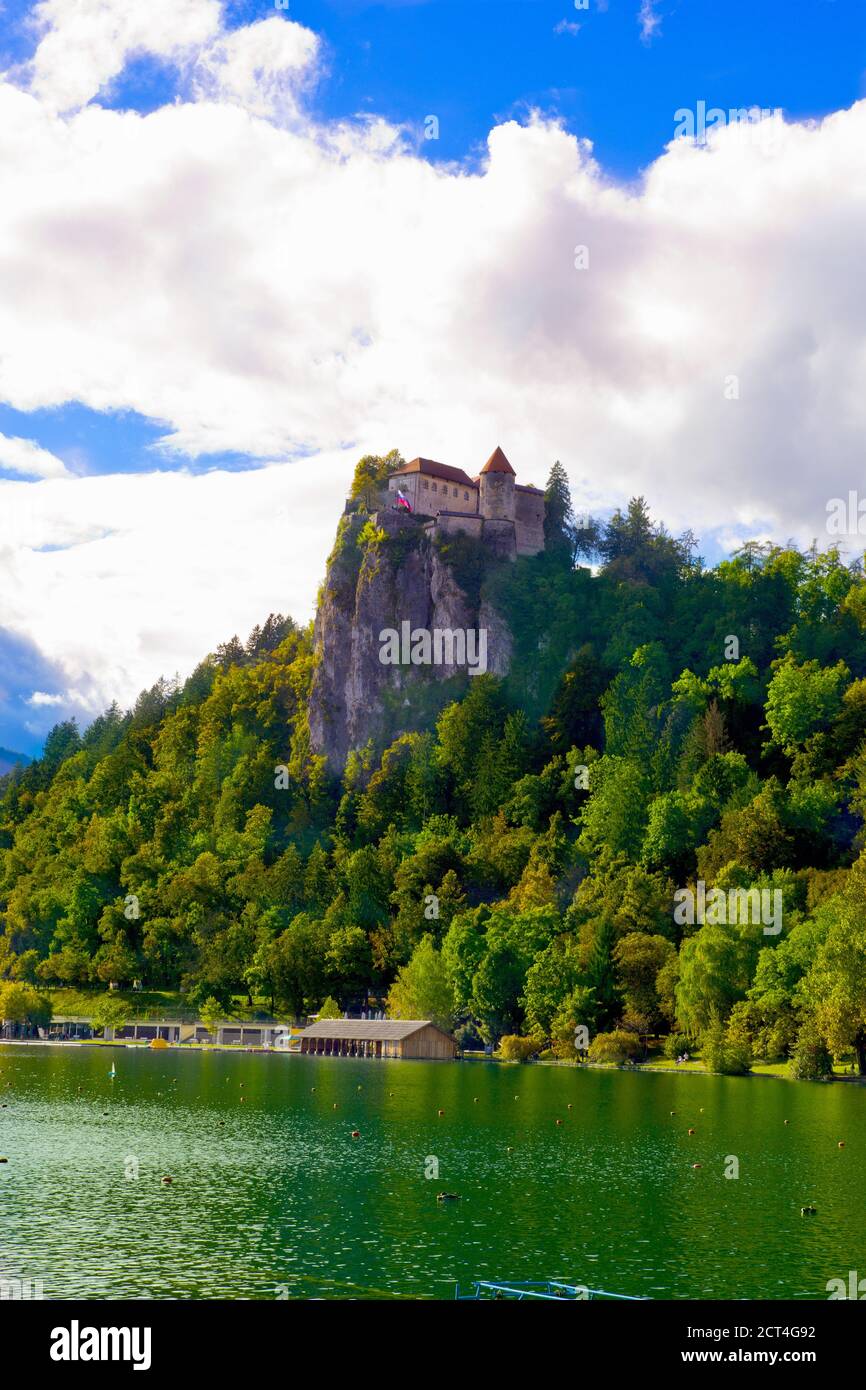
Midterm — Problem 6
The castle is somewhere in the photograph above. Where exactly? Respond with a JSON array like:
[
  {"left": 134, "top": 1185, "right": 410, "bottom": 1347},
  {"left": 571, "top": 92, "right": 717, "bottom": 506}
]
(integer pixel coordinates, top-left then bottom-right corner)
[{"left": 383, "top": 446, "right": 545, "bottom": 558}]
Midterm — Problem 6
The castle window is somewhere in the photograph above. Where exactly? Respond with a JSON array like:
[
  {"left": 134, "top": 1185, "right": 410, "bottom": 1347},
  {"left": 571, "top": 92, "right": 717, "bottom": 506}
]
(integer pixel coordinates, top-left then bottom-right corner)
[
  {"left": 463, "top": 491, "right": 469, "bottom": 500},
  {"left": 453, "top": 487, "right": 458, "bottom": 497},
  {"left": 432, "top": 482, "right": 437, "bottom": 492},
  {"left": 423, "top": 479, "right": 429, "bottom": 489}
]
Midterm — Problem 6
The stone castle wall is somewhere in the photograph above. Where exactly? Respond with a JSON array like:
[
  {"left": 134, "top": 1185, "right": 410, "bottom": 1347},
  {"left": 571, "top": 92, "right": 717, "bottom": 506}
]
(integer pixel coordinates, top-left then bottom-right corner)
[
  {"left": 514, "top": 488, "right": 545, "bottom": 556},
  {"left": 429, "top": 512, "right": 484, "bottom": 542},
  {"left": 388, "top": 473, "right": 477, "bottom": 516},
  {"left": 479, "top": 472, "right": 515, "bottom": 521}
]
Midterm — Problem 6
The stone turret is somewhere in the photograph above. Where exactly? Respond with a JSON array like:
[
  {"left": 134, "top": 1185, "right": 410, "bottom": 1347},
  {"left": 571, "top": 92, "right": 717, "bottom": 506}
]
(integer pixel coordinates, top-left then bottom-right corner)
[{"left": 478, "top": 445, "right": 516, "bottom": 521}]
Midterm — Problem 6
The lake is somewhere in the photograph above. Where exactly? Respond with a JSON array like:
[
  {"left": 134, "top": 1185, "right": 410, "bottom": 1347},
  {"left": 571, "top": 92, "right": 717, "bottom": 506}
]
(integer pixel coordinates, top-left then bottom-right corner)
[{"left": 0, "top": 1045, "right": 862, "bottom": 1300}]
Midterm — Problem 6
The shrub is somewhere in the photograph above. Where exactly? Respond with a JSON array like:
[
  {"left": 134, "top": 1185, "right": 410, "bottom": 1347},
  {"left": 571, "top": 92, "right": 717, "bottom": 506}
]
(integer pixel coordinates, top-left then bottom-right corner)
[
  {"left": 789, "top": 1022, "right": 833, "bottom": 1081},
  {"left": 700, "top": 1020, "right": 752, "bottom": 1075},
  {"left": 587, "top": 1029, "right": 644, "bottom": 1065},
  {"left": 663, "top": 1031, "right": 691, "bottom": 1061},
  {"left": 499, "top": 1033, "right": 543, "bottom": 1063}
]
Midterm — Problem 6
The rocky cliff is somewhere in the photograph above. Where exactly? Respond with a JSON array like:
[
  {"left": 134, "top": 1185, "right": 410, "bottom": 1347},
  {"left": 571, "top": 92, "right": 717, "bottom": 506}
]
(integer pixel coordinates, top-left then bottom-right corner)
[{"left": 308, "top": 511, "right": 513, "bottom": 773}]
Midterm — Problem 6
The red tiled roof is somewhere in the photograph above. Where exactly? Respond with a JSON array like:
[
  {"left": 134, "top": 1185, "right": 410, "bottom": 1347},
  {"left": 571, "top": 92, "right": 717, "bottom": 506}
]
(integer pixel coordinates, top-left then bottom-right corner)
[
  {"left": 393, "top": 457, "right": 477, "bottom": 488},
  {"left": 480, "top": 446, "right": 515, "bottom": 475}
]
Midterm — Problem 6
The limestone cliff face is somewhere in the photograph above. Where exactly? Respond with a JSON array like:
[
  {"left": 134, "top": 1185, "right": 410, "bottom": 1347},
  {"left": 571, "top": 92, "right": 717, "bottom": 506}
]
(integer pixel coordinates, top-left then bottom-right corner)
[{"left": 308, "top": 512, "right": 513, "bottom": 773}]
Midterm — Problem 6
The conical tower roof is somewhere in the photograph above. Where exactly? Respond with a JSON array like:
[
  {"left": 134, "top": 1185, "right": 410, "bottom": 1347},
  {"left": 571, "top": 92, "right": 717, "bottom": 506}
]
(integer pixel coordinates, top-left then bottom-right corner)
[{"left": 480, "top": 446, "right": 515, "bottom": 475}]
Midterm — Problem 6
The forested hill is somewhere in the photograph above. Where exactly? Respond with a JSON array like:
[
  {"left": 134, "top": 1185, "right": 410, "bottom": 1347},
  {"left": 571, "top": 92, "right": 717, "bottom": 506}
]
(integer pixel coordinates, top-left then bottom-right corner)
[{"left": 3, "top": 463, "right": 866, "bottom": 1077}]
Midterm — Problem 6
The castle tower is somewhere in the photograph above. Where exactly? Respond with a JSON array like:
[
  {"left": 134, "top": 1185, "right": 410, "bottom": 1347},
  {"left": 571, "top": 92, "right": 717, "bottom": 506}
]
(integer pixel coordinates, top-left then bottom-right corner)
[{"left": 478, "top": 445, "right": 515, "bottom": 521}]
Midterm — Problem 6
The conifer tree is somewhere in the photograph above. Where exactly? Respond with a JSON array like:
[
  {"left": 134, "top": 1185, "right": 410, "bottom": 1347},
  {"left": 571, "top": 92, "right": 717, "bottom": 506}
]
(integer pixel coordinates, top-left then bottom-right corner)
[{"left": 543, "top": 460, "right": 577, "bottom": 563}]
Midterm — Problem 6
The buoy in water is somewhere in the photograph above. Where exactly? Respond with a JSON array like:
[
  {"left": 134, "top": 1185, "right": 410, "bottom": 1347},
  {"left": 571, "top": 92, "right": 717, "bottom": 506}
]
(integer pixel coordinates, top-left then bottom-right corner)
[
  {"left": 351, "top": 1130, "right": 361, "bottom": 1139},
  {"left": 838, "top": 1141, "right": 846, "bottom": 1148},
  {"left": 567, "top": 1103, "right": 573, "bottom": 1110},
  {"left": 688, "top": 1128, "right": 696, "bottom": 1135},
  {"left": 437, "top": 1192, "right": 459, "bottom": 1202},
  {"left": 692, "top": 1163, "right": 702, "bottom": 1170},
  {"left": 161, "top": 1175, "right": 173, "bottom": 1185},
  {"left": 555, "top": 1119, "right": 563, "bottom": 1126},
  {"left": 438, "top": 1109, "right": 445, "bottom": 1116},
  {"left": 333, "top": 1103, "right": 338, "bottom": 1109},
  {"left": 0, "top": 1157, "right": 7, "bottom": 1163},
  {"left": 801, "top": 1205, "right": 817, "bottom": 1216}
]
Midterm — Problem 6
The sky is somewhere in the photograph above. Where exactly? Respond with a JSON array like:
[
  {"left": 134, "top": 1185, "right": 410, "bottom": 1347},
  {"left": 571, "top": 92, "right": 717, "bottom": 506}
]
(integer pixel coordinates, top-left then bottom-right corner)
[{"left": 1, "top": 0, "right": 865, "bottom": 754}]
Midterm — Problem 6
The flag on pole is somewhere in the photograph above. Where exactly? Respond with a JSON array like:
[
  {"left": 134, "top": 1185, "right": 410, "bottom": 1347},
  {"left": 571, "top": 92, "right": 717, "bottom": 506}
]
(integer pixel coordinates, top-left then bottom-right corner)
[{"left": 395, "top": 490, "right": 412, "bottom": 512}]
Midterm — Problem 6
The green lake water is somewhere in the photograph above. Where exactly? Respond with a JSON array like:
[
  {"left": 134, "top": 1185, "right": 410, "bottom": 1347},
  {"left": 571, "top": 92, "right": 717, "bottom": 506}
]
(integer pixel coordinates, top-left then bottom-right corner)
[{"left": 0, "top": 1044, "right": 863, "bottom": 1300}]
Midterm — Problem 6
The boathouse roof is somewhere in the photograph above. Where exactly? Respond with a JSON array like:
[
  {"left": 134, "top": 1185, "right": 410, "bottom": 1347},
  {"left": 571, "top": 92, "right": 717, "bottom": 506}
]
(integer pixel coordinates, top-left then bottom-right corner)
[{"left": 299, "top": 1018, "right": 442, "bottom": 1041}]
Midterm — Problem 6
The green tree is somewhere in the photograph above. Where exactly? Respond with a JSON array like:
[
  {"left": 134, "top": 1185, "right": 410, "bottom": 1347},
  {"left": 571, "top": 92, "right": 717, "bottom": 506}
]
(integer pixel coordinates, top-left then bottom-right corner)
[
  {"left": 199, "top": 996, "right": 226, "bottom": 1037},
  {"left": 387, "top": 935, "right": 455, "bottom": 1029},
  {"left": 614, "top": 932, "right": 675, "bottom": 1033},
  {"left": 543, "top": 460, "right": 578, "bottom": 563},
  {"left": 89, "top": 994, "right": 130, "bottom": 1037},
  {"left": 765, "top": 654, "right": 849, "bottom": 754},
  {"left": 349, "top": 449, "right": 404, "bottom": 511}
]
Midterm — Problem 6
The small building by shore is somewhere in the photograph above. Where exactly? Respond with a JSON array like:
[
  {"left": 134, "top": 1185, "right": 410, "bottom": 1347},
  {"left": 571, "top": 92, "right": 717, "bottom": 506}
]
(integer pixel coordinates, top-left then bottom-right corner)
[{"left": 298, "top": 1018, "right": 457, "bottom": 1061}]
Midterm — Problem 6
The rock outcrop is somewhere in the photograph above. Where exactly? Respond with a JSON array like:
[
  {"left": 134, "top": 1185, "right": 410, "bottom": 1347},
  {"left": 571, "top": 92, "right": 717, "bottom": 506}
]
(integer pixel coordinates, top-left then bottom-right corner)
[{"left": 308, "top": 511, "right": 513, "bottom": 773}]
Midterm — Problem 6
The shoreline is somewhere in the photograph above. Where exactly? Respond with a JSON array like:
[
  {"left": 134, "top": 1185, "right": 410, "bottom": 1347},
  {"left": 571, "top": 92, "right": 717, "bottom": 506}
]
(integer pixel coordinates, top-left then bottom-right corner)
[{"left": 3, "top": 1036, "right": 864, "bottom": 1083}]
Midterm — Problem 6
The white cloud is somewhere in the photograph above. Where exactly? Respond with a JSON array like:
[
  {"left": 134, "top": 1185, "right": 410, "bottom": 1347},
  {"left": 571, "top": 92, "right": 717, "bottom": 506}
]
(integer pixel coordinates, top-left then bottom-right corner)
[
  {"left": 1, "top": 3, "right": 866, "bottom": 728},
  {"left": 0, "top": 454, "right": 353, "bottom": 716},
  {"left": 0, "top": 432, "right": 69, "bottom": 478},
  {"left": 638, "top": 0, "right": 662, "bottom": 44},
  {"left": 21, "top": 0, "right": 224, "bottom": 113},
  {"left": 554, "top": 20, "right": 581, "bottom": 37},
  {"left": 192, "top": 17, "right": 321, "bottom": 120}
]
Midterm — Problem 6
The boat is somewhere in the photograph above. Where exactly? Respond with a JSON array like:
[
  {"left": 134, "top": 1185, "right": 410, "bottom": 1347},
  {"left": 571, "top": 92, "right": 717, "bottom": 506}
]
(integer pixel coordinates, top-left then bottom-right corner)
[{"left": 454, "top": 1279, "right": 648, "bottom": 1301}]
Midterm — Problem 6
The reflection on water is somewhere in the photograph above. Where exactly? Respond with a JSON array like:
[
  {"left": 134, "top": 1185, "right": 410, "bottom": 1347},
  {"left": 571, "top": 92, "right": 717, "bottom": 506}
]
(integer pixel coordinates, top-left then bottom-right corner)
[{"left": 0, "top": 1045, "right": 862, "bottom": 1300}]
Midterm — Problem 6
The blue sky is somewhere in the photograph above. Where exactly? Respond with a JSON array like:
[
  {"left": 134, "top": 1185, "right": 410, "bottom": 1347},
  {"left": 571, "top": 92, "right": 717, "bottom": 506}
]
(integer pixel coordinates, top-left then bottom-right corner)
[{"left": 1, "top": 0, "right": 865, "bottom": 755}]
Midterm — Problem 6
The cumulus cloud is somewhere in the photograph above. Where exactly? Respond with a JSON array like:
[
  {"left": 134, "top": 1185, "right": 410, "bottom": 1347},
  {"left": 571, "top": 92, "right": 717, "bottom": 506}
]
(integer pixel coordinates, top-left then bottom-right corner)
[
  {"left": 192, "top": 17, "right": 321, "bottom": 120},
  {"left": 0, "top": 453, "right": 354, "bottom": 747},
  {"left": 0, "top": 432, "right": 69, "bottom": 478},
  {"left": 21, "top": 0, "right": 223, "bottom": 112},
  {"left": 2, "top": 87, "right": 863, "bottom": 543},
  {"left": 1, "top": 2, "right": 865, "bottom": 745}
]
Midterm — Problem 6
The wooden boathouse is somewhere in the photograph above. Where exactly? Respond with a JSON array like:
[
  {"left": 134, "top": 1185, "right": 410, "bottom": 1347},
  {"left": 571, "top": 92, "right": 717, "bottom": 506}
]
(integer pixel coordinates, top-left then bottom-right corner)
[{"left": 298, "top": 1018, "right": 457, "bottom": 1061}]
